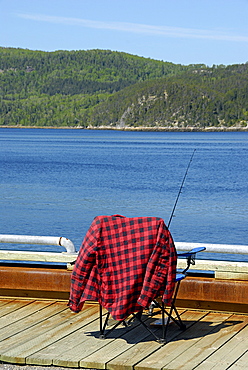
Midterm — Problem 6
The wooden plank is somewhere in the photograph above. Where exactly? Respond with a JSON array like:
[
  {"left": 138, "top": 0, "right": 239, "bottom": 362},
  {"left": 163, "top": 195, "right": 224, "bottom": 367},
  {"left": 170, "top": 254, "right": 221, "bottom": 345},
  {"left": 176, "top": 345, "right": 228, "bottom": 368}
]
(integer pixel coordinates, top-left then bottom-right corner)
[
  {"left": 108, "top": 340, "right": 162, "bottom": 370},
  {"left": 0, "top": 250, "right": 77, "bottom": 263},
  {"left": 177, "top": 259, "right": 248, "bottom": 274},
  {"left": 0, "top": 299, "right": 16, "bottom": 308},
  {"left": 80, "top": 315, "right": 160, "bottom": 370},
  {"left": 26, "top": 308, "right": 105, "bottom": 366},
  {"left": 0, "top": 300, "right": 55, "bottom": 328},
  {"left": 80, "top": 329, "right": 149, "bottom": 369},
  {"left": 60, "top": 311, "right": 165, "bottom": 369},
  {"left": 0, "top": 304, "right": 99, "bottom": 364},
  {"left": 81, "top": 310, "right": 204, "bottom": 370},
  {"left": 0, "top": 298, "right": 247, "bottom": 370},
  {"left": 52, "top": 317, "right": 116, "bottom": 368},
  {"left": 215, "top": 271, "right": 248, "bottom": 280},
  {"left": 0, "top": 299, "right": 34, "bottom": 317},
  {"left": 161, "top": 314, "right": 248, "bottom": 370},
  {"left": 0, "top": 301, "right": 67, "bottom": 346},
  {"left": 135, "top": 311, "right": 231, "bottom": 370},
  {"left": 195, "top": 316, "right": 248, "bottom": 370},
  {"left": 228, "top": 350, "right": 248, "bottom": 369},
  {"left": 57, "top": 312, "right": 175, "bottom": 369},
  {"left": 107, "top": 310, "right": 205, "bottom": 370}
]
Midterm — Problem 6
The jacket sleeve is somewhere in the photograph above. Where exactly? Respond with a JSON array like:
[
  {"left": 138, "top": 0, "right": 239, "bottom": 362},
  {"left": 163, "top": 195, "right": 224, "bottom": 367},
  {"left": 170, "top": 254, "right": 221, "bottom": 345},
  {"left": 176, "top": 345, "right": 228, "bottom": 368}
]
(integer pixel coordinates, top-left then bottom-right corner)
[
  {"left": 137, "top": 222, "right": 177, "bottom": 308},
  {"left": 68, "top": 218, "right": 99, "bottom": 312}
]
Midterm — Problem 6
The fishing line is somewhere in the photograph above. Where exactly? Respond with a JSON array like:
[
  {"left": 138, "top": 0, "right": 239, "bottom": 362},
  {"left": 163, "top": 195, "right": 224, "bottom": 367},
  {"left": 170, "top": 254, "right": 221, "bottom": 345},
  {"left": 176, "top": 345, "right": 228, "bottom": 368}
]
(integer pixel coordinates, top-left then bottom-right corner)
[{"left": 167, "top": 149, "right": 196, "bottom": 228}]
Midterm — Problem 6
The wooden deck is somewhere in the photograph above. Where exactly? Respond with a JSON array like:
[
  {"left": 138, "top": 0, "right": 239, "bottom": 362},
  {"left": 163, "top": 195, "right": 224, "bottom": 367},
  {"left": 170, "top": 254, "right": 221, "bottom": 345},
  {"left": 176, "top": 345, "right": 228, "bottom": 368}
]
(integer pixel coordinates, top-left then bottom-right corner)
[{"left": 0, "top": 297, "right": 248, "bottom": 370}]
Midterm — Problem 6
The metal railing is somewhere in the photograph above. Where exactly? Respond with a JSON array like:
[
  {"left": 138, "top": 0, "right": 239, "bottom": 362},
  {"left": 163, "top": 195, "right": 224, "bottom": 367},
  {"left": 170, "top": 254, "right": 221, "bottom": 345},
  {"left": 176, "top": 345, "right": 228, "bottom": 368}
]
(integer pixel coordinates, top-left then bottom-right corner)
[
  {"left": 0, "top": 234, "right": 76, "bottom": 253},
  {"left": 0, "top": 234, "right": 77, "bottom": 267},
  {"left": 175, "top": 242, "right": 248, "bottom": 255},
  {"left": 0, "top": 235, "right": 248, "bottom": 278},
  {"left": 175, "top": 242, "right": 248, "bottom": 280},
  {"left": 1, "top": 235, "right": 247, "bottom": 256}
]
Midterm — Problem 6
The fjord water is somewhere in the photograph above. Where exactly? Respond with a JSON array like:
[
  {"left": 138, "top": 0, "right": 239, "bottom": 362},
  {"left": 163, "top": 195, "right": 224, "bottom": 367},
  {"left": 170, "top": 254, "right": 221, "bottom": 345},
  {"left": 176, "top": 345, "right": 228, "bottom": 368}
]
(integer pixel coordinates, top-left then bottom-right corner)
[{"left": 0, "top": 128, "right": 247, "bottom": 261}]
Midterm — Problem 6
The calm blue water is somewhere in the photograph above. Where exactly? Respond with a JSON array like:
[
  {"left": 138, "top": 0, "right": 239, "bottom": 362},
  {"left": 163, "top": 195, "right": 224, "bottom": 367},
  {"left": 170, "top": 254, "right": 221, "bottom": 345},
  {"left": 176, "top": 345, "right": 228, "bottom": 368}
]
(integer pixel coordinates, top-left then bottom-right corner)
[{"left": 0, "top": 128, "right": 247, "bottom": 261}]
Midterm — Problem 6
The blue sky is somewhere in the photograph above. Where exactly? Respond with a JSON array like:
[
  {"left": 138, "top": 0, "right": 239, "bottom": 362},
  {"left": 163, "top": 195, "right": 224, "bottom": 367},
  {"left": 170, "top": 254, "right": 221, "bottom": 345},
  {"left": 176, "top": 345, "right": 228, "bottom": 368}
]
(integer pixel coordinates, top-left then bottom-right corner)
[{"left": 1, "top": 0, "right": 248, "bottom": 66}]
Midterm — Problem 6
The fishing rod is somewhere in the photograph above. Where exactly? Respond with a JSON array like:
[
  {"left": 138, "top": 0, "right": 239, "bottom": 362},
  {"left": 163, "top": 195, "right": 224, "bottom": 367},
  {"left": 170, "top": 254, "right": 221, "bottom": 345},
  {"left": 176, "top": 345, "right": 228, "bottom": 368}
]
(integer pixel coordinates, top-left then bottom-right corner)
[{"left": 167, "top": 149, "right": 196, "bottom": 228}]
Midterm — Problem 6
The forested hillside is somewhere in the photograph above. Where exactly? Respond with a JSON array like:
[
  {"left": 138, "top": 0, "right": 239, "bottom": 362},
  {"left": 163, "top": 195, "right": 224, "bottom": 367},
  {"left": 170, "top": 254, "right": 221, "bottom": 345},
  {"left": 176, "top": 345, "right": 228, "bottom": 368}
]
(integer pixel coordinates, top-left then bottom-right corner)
[{"left": 0, "top": 47, "right": 247, "bottom": 129}]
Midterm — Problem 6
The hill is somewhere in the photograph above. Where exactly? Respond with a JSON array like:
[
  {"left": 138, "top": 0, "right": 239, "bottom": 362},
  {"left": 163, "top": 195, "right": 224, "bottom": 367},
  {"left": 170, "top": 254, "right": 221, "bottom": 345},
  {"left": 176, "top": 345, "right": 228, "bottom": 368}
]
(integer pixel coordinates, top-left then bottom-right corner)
[{"left": 0, "top": 47, "right": 247, "bottom": 130}]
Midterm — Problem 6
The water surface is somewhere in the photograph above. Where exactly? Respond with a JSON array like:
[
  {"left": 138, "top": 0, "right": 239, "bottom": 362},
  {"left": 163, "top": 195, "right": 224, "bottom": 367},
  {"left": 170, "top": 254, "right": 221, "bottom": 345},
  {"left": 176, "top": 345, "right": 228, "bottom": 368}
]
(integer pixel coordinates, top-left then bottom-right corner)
[{"left": 0, "top": 128, "right": 247, "bottom": 261}]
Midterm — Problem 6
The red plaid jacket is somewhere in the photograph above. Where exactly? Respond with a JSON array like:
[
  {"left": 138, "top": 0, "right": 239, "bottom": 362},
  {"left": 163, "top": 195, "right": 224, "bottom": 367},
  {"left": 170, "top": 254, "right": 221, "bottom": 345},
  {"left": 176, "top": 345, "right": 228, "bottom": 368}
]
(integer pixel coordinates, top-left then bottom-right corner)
[{"left": 68, "top": 215, "right": 177, "bottom": 321}]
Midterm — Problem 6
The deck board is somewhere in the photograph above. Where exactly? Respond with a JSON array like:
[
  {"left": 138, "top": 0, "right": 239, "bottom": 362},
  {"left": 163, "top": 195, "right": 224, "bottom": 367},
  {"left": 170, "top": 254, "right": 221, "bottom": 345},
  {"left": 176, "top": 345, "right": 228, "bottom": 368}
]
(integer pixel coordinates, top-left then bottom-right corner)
[
  {"left": 80, "top": 318, "right": 157, "bottom": 370},
  {"left": 195, "top": 318, "right": 248, "bottom": 370},
  {"left": 0, "top": 300, "right": 55, "bottom": 327},
  {"left": 228, "top": 350, "right": 248, "bottom": 369},
  {"left": 0, "top": 304, "right": 98, "bottom": 364},
  {"left": 161, "top": 313, "right": 247, "bottom": 370},
  {"left": 0, "top": 301, "right": 66, "bottom": 345},
  {"left": 0, "top": 299, "right": 34, "bottom": 316},
  {"left": 0, "top": 298, "right": 247, "bottom": 370},
  {"left": 0, "top": 298, "right": 16, "bottom": 308},
  {"left": 27, "top": 308, "right": 107, "bottom": 367},
  {"left": 107, "top": 310, "right": 206, "bottom": 370}
]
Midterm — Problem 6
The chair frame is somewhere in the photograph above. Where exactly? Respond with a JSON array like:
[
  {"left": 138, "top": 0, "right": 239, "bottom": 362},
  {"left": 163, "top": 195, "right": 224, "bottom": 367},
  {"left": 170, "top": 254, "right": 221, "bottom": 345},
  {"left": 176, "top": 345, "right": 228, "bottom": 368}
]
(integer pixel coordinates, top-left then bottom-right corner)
[{"left": 99, "top": 246, "right": 205, "bottom": 343}]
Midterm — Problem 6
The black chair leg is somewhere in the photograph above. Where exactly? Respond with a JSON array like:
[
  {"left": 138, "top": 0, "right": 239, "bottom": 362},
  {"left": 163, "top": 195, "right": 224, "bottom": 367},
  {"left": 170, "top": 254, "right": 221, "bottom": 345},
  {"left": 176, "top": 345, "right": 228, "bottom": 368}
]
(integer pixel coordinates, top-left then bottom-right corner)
[
  {"left": 131, "top": 311, "right": 166, "bottom": 344},
  {"left": 99, "top": 305, "right": 111, "bottom": 338},
  {"left": 148, "top": 281, "right": 186, "bottom": 340},
  {"left": 99, "top": 304, "right": 127, "bottom": 339}
]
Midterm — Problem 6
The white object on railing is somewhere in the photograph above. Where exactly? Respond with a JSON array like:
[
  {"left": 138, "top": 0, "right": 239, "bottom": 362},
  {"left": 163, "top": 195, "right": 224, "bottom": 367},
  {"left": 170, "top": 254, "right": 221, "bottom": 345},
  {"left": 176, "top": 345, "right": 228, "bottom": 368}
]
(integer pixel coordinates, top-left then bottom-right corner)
[
  {"left": 0, "top": 234, "right": 76, "bottom": 254},
  {"left": 175, "top": 242, "right": 248, "bottom": 255}
]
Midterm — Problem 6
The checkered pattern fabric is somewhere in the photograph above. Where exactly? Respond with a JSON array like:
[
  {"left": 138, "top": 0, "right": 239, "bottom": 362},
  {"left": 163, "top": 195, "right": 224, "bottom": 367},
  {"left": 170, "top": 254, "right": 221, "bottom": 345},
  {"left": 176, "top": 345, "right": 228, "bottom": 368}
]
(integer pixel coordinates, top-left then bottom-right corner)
[{"left": 68, "top": 215, "right": 177, "bottom": 321}]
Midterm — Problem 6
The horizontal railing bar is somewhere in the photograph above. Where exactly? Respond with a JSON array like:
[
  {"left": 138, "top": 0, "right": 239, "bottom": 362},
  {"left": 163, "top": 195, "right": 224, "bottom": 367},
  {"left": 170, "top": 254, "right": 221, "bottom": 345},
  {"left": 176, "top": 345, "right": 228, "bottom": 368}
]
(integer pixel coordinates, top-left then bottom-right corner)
[
  {"left": 1, "top": 237, "right": 247, "bottom": 257},
  {"left": 0, "top": 234, "right": 76, "bottom": 253},
  {"left": 0, "top": 240, "right": 247, "bottom": 276},
  {"left": 175, "top": 242, "right": 248, "bottom": 255}
]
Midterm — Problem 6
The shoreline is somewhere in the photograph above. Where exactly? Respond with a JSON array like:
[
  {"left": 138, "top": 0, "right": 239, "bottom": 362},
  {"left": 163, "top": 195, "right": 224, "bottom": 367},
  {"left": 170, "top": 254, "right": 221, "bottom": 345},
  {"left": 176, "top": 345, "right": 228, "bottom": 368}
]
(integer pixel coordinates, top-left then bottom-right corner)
[{"left": 1, "top": 125, "right": 248, "bottom": 132}]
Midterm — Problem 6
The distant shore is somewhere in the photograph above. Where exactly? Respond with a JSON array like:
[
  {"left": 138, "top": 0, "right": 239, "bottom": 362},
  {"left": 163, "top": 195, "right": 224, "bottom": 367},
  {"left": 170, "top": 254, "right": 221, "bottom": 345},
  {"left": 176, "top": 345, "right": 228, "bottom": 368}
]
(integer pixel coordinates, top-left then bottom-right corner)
[{"left": 1, "top": 125, "right": 248, "bottom": 132}]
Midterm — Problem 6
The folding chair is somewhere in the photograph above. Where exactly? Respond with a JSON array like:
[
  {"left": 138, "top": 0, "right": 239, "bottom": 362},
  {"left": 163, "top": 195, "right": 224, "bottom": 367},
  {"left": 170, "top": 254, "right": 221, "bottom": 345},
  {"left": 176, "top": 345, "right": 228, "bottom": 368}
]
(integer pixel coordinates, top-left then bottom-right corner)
[
  {"left": 99, "top": 246, "right": 206, "bottom": 343},
  {"left": 146, "top": 246, "right": 206, "bottom": 343},
  {"left": 69, "top": 215, "right": 205, "bottom": 344}
]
